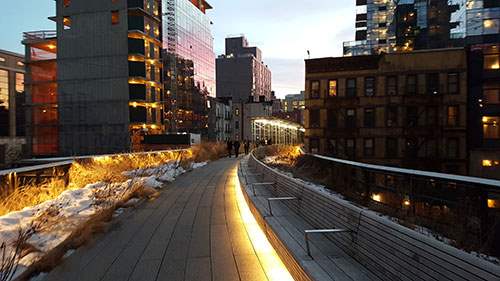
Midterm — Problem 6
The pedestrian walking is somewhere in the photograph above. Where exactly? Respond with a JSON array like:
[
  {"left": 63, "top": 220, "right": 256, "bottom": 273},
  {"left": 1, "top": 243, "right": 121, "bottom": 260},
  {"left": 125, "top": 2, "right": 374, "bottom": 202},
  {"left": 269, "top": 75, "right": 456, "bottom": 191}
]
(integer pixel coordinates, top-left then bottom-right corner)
[
  {"left": 226, "top": 140, "right": 233, "bottom": 158},
  {"left": 234, "top": 140, "right": 241, "bottom": 158},
  {"left": 244, "top": 140, "right": 250, "bottom": 155}
]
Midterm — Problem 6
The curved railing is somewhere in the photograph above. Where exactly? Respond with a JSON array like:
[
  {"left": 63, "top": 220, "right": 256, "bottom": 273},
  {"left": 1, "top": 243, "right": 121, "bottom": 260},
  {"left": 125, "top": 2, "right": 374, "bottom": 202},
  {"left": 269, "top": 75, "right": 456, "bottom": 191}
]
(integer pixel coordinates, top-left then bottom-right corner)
[{"left": 247, "top": 151, "right": 500, "bottom": 280}]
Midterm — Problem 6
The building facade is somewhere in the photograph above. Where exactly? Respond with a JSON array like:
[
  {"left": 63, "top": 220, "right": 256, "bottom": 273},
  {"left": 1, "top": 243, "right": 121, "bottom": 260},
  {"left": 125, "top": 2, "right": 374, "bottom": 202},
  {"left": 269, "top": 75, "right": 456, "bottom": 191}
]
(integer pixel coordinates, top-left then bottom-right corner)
[
  {"left": 305, "top": 48, "right": 470, "bottom": 175},
  {"left": 232, "top": 100, "right": 273, "bottom": 142},
  {"left": 216, "top": 36, "right": 272, "bottom": 102},
  {"left": 282, "top": 92, "right": 305, "bottom": 112},
  {"left": 0, "top": 49, "right": 26, "bottom": 167},
  {"left": 344, "top": 0, "right": 465, "bottom": 56},
  {"left": 207, "top": 97, "right": 232, "bottom": 142},
  {"left": 22, "top": 0, "right": 216, "bottom": 156},
  {"left": 23, "top": 31, "right": 58, "bottom": 156},
  {"left": 163, "top": 0, "right": 215, "bottom": 135}
]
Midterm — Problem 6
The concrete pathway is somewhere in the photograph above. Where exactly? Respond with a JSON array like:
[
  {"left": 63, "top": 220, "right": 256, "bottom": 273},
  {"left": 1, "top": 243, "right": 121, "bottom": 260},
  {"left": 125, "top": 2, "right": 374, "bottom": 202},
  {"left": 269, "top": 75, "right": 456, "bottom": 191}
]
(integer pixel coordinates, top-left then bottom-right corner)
[{"left": 43, "top": 158, "right": 274, "bottom": 281}]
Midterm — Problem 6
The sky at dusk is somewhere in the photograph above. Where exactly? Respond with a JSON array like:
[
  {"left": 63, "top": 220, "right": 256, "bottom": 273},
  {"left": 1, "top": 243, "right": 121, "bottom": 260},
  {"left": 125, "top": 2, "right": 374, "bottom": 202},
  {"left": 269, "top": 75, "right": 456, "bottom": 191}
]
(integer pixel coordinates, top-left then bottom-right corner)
[{"left": 0, "top": 0, "right": 355, "bottom": 98}]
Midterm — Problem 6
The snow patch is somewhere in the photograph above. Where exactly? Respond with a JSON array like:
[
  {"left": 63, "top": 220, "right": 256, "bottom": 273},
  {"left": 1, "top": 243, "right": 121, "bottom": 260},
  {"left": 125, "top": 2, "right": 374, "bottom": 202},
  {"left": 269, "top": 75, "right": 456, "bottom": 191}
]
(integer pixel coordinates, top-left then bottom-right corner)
[{"left": 0, "top": 160, "right": 209, "bottom": 278}]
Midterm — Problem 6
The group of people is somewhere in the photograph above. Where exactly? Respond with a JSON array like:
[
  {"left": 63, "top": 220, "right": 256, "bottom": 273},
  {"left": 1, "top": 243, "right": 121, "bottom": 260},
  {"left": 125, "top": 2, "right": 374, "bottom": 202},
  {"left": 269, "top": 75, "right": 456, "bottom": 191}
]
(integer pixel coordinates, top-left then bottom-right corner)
[
  {"left": 226, "top": 138, "right": 274, "bottom": 158},
  {"left": 226, "top": 140, "right": 251, "bottom": 158}
]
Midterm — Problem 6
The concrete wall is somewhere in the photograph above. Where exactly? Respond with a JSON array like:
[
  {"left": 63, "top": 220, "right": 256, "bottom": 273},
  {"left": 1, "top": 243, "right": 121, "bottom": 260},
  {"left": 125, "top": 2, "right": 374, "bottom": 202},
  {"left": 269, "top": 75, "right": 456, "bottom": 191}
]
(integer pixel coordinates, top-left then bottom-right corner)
[{"left": 56, "top": 0, "right": 131, "bottom": 155}]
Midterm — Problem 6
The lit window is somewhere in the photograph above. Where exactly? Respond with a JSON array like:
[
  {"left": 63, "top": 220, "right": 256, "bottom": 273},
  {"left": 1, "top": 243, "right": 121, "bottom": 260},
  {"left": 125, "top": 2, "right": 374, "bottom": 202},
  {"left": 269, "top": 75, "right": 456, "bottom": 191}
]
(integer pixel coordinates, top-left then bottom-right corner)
[
  {"left": 484, "top": 87, "right": 500, "bottom": 104},
  {"left": 482, "top": 160, "right": 493, "bottom": 167},
  {"left": 64, "top": 0, "right": 70, "bottom": 7},
  {"left": 447, "top": 106, "right": 459, "bottom": 127},
  {"left": 483, "top": 19, "right": 499, "bottom": 34},
  {"left": 17, "top": 61, "right": 24, "bottom": 67},
  {"left": 0, "top": 57, "right": 5, "bottom": 62},
  {"left": 15, "top": 73, "right": 24, "bottom": 93},
  {"left": 483, "top": 116, "right": 500, "bottom": 139},
  {"left": 484, "top": 54, "right": 500, "bottom": 70},
  {"left": 0, "top": 69, "right": 9, "bottom": 110},
  {"left": 63, "top": 16, "right": 72, "bottom": 30},
  {"left": 111, "top": 11, "right": 119, "bottom": 25},
  {"left": 328, "top": 80, "right": 337, "bottom": 97}
]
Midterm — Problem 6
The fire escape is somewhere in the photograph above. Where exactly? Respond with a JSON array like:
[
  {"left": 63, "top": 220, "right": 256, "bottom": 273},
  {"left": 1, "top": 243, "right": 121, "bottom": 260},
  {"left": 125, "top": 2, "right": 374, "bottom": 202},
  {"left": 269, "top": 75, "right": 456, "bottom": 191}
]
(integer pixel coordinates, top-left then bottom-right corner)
[{"left": 164, "top": 0, "right": 178, "bottom": 133}]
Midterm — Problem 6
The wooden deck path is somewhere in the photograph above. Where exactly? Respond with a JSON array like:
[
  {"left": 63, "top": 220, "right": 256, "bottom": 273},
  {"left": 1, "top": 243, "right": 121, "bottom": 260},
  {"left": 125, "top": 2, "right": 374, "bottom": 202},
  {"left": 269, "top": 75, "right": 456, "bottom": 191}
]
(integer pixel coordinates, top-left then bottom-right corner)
[{"left": 43, "top": 158, "right": 281, "bottom": 281}]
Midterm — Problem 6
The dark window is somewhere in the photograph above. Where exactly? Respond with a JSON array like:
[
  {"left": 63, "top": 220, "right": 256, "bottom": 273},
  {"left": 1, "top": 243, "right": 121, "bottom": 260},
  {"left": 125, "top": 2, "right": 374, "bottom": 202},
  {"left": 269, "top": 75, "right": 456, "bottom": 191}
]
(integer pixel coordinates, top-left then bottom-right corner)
[
  {"left": 111, "top": 11, "right": 120, "bottom": 25},
  {"left": 447, "top": 73, "right": 459, "bottom": 95},
  {"left": 427, "top": 73, "right": 440, "bottom": 95},
  {"left": 365, "top": 77, "right": 376, "bottom": 96},
  {"left": 379, "top": 22, "right": 387, "bottom": 27},
  {"left": 406, "top": 75, "right": 417, "bottom": 95},
  {"left": 405, "top": 138, "right": 418, "bottom": 158},
  {"left": 386, "top": 138, "right": 398, "bottom": 158},
  {"left": 310, "top": 138, "right": 320, "bottom": 153},
  {"left": 235, "top": 121, "right": 239, "bottom": 130},
  {"left": 386, "top": 76, "right": 397, "bottom": 96},
  {"left": 345, "top": 109, "right": 356, "bottom": 128},
  {"left": 447, "top": 138, "right": 459, "bottom": 158},
  {"left": 128, "top": 38, "right": 146, "bottom": 55},
  {"left": 346, "top": 78, "right": 357, "bottom": 97},
  {"left": 129, "top": 61, "right": 146, "bottom": 77},
  {"left": 406, "top": 106, "right": 418, "bottom": 127},
  {"left": 328, "top": 139, "right": 337, "bottom": 156},
  {"left": 311, "top": 81, "right": 320, "bottom": 99},
  {"left": 346, "top": 138, "right": 356, "bottom": 159},
  {"left": 364, "top": 138, "right": 374, "bottom": 157},
  {"left": 364, "top": 108, "right": 375, "bottom": 127},
  {"left": 426, "top": 107, "right": 437, "bottom": 126},
  {"left": 447, "top": 106, "right": 459, "bottom": 126},
  {"left": 378, "top": 5, "right": 387, "bottom": 11},
  {"left": 310, "top": 109, "right": 320, "bottom": 128},
  {"left": 328, "top": 80, "right": 337, "bottom": 97},
  {"left": 386, "top": 106, "right": 398, "bottom": 127},
  {"left": 328, "top": 110, "right": 337, "bottom": 128}
]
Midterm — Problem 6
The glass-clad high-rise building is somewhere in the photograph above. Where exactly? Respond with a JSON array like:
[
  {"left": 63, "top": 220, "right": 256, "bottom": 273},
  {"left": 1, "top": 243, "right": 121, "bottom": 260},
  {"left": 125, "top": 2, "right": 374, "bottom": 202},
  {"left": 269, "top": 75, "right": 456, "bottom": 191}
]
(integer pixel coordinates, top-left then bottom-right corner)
[{"left": 162, "top": 0, "right": 215, "bottom": 134}]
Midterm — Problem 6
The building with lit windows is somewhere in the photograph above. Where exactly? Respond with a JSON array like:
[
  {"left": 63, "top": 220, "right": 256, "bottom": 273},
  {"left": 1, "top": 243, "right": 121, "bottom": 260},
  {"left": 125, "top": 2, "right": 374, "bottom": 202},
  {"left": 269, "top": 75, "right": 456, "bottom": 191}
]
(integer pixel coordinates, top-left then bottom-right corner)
[
  {"left": 344, "top": 0, "right": 499, "bottom": 56},
  {"left": 23, "top": 0, "right": 164, "bottom": 156},
  {"left": 216, "top": 36, "right": 272, "bottom": 102},
  {"left": 162, "top": 0, "right": 215, "bottom": 135},
  {"left": 305, "top": 46, "right": 500, "bottom": 179},
  {"left": 0, "top": 49, "right": 26, "bottom": 167},
  {"left": 23, "top": 31, "right": 58, "bottom": 157}
]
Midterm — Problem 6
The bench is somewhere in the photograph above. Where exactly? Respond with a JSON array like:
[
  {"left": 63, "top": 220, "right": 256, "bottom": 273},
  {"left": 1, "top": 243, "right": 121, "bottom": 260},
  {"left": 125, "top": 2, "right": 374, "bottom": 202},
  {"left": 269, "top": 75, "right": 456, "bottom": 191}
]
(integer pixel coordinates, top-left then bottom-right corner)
[
  {"left": 239, "top": 154, "right": 500, "bottom": 281},
  {"left": 238, "top": 158, "right": 379, "bottom": 281}
]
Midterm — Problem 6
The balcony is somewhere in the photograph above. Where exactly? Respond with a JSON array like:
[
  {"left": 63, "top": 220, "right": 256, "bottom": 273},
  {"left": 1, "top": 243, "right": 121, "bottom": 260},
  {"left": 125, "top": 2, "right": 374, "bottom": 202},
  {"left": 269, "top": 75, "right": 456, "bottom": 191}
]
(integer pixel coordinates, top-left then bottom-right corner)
[{"left": 22, "top": 30, "right": 57, "bottom": 43}]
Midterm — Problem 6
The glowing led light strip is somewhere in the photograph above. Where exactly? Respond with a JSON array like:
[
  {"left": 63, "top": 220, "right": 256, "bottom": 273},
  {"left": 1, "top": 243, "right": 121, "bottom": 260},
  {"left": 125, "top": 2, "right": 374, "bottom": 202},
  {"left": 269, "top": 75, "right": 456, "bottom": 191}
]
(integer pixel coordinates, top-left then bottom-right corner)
[{"left": 232, "top": 168, "right": 295, "bottom": 281}]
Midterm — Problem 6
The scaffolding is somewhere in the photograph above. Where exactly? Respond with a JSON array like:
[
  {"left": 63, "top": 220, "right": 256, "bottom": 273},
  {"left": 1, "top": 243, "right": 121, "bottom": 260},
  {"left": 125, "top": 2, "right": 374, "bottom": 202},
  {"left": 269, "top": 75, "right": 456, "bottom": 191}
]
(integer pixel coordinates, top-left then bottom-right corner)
[{"left": 251, "top": 117, "right": 304, "bottom": 145}]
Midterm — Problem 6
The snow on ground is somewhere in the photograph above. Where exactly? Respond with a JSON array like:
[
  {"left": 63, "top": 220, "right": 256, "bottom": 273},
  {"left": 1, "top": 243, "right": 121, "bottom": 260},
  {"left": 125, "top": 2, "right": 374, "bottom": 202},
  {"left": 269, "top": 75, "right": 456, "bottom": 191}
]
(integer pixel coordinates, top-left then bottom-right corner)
[{"left": 0, "top": 161, "right": 208, "bottom": 279}]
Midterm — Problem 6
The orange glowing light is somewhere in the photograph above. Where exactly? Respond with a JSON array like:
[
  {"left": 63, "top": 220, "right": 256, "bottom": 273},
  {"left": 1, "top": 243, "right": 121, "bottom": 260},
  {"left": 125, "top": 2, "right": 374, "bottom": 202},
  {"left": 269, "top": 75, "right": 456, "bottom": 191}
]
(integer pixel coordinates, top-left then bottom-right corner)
[{"left": 232, "top": 168, "right": 294, "bottom": 281}]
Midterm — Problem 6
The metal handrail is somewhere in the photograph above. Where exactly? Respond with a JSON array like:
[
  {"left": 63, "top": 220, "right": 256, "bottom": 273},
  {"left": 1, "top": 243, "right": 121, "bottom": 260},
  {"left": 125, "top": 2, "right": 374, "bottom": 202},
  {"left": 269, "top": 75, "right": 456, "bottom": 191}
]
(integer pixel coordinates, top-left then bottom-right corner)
[
  {"left": 311, "top": 153, "right": 500, "bottom": 188},
  {"left": 23, "top": 30, "right": 57, "bottom": 41}
]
